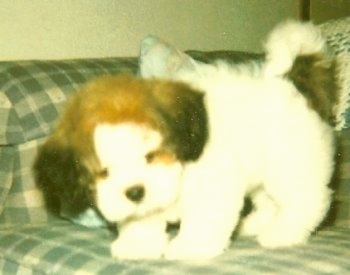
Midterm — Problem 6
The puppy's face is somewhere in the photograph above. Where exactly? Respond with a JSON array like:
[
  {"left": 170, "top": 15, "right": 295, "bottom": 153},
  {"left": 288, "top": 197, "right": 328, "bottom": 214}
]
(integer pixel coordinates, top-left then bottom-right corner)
[
  {"left": 94, "top": 123, "right": 183, "bottom": 222},
  {"left": 34, "top": 75, "right": 207, "bottom": 223}
]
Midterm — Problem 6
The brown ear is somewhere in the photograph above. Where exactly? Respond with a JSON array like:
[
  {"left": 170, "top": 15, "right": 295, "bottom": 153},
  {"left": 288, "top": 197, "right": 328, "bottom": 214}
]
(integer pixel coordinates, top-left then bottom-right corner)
[
  {"left": 152, "top": 82, "right": 208, "bottom": 161},
  {"left": 33, "top": 138, "right": 94, "bottom": 217}
]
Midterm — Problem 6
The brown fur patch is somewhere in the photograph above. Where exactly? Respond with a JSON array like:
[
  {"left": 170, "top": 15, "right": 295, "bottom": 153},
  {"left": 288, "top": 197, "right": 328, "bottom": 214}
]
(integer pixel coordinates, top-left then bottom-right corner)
[
  {"left": 56, "top": 74, "right": 207, "bottom": 158},
  {"left": 145, "top": 150, "right": 177, "bottom": 165},
  {"left": 287, "top": 54, "right": 339, "bottom": 126},
  {"left": 57, "top": 75, "right": 158, "bottom": 152}
]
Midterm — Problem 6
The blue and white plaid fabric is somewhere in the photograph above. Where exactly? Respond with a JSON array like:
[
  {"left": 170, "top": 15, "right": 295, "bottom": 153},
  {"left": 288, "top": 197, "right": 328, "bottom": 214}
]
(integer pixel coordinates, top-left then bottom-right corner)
[
  {"left": 0, "top": 222, "right": 349, "bottom": 274},
  {"left": 0, "top": 57, "right": 138, "bottom": 145},
  {"left": 0, "top": 57, "right": 138, "bottom": 227}
]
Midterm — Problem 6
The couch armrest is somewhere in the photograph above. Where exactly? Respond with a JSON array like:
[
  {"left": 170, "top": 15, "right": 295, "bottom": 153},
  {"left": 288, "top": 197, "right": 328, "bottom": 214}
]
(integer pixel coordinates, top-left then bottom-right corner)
[{"left": 0, "top": 57, "right": 138, "bottom": 146}]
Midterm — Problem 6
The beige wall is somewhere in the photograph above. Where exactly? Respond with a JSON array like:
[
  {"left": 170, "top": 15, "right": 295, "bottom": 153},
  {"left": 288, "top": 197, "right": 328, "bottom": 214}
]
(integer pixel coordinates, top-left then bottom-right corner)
[{"left": 0, "top": 0, "right": 299, "bottom": 60}]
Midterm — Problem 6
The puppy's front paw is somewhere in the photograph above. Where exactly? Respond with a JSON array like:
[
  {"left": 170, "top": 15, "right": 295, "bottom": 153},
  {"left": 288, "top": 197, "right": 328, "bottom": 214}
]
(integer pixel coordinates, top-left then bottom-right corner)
[
  {"left": 164, "top": 237, "right": 225, "bottom": 260},
  {"left": 111, "top": 236, "right": 166, "bottom": 260}
]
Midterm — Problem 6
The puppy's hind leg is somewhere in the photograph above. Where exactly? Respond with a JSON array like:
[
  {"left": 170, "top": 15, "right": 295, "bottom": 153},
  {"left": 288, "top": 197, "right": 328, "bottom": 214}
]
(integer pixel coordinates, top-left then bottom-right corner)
[
  {"left": 257, "top": 141, "right": 334, "bottom": 248},
  {"left": 238, "top": 189, "right": 277, "bottom": 237},
  {"left": 257, "top": 186, "right": 332, "bottom": 248}
]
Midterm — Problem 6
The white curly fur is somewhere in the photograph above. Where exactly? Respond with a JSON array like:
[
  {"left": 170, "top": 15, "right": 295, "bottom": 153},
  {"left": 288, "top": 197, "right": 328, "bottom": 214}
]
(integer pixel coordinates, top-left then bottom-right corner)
[{"left": 102, "top": 20, "right": 335, "bottom": 260}]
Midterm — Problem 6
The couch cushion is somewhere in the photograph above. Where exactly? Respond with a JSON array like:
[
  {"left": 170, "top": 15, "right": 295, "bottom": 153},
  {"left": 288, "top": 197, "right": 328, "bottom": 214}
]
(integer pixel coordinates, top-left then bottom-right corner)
[
  {"left": 0, "top": 138, "right": 57, "bottom": 226},
  {"left": 0, "top": 57, "right": 138, "bottom": 145},
  {"left": 0, "top": 222, "right": 349, "bottom": 274},
  {"left": 0, "top": 57, "right": 138, "bottom": 226},
  {"left": 0, "top": 147, "right": 13, "bottom": 216},
  {"left": 334, "top": 128, "right": 350, "bottom": 227}
]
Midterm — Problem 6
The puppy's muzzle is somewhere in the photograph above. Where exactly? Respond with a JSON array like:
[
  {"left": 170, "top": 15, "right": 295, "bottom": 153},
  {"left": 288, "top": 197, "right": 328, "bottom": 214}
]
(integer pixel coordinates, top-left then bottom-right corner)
[{"left": 125, "top": 184, "right": 145, "bottom": 203}]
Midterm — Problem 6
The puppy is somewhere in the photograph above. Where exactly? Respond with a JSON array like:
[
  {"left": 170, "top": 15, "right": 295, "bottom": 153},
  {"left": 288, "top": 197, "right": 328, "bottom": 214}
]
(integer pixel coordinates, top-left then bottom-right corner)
[
  {"left": 139, "top": 20, "right": 339, "bottom": 259},
  {"left": 33, "top": 75, "right": 208, "bottom": 258},
  {"left": 34, "top": 20, "right": 339, "bottom": 260}
]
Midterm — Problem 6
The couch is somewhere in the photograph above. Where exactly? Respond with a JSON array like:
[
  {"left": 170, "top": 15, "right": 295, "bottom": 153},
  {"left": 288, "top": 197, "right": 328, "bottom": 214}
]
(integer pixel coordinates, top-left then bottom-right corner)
[{"left": 0, "top": 17, "right": 349, "bottom": 274}]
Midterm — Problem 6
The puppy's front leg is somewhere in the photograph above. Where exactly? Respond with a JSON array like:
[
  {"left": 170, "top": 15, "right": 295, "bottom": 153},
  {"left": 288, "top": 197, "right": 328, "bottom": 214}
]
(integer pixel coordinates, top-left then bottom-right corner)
[
  {"left": 165, "top": 167, "right": 245, "bottom": 260},
  {"left": 166, "top": 196, "right": 244, "bottom": 259},
  {"left": 111, "top": 215, "right": 168, "bottom": 260}
]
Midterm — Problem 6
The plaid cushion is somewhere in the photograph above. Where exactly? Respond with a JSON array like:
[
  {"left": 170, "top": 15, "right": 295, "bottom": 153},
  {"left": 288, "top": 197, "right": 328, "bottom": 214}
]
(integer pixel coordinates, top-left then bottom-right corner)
[
  {"left": 0, "top": 57, "right": 138, "bottom": 226},
  {"left": 0, "top": 222, "right": 349, "bottom": 274},
  {"left": 0, "top": 137, "right": 58, "bottom": 226},
  {"left": 334, "top": 128, "right": 350, "bottom": 227},
  {"left": 0, "top": 57, "right": 138, "bottom": 145},
  {"left": 0, "top": 147, "right": 13, "bottom": 215}
]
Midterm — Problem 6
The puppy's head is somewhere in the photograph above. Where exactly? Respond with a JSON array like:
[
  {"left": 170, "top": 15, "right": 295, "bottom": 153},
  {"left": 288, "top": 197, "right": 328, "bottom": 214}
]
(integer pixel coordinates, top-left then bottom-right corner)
[{"left": 33, "top": 74, "right": 208, "bottom": 222}]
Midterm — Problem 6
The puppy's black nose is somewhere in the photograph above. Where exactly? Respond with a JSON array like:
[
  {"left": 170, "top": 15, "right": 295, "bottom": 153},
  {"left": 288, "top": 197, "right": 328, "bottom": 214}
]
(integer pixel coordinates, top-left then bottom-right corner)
[{"left": 125, "top": 184, "right": 145, "bottom": 203}]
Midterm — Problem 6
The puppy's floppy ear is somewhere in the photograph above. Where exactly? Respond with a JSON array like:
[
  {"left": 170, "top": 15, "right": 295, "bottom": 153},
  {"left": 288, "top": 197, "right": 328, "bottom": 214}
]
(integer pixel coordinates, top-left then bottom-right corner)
[
  {"left": 33, "top": 138, "right": 94, "bottom": 217},
  {"left": 153, "top": 82, "right": 208, "bottom": 161}
]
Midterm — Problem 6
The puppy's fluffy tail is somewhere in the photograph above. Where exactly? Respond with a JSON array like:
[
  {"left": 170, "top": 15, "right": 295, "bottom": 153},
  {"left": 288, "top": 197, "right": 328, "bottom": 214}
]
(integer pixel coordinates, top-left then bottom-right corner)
[
  {"left": 264, "top": 20, "right": 341, "bottom": 128},
  {"left": 264, "top": 20, "right": 326, "bottom": 77}
]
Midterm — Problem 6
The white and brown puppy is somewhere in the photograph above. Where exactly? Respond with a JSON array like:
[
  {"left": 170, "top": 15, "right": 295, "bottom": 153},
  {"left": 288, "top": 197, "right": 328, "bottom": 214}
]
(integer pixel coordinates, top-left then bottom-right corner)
[
  {"left": 34, "top": 75, "right": 208, "bottom": 258},
  {"left": 138, "top": 20, "right": 339, "bottom": 259},
  {"left": 34, "top": 20, "right": 339, "bottom": 260}
]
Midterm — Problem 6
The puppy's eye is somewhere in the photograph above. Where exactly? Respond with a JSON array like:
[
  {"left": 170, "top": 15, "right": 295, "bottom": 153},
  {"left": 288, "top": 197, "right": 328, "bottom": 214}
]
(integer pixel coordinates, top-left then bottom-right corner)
[
  {"left": 145, "top": 151, "right": 157, "bottom": 163},
  {"left": 145, "top": 150, "right": 176, "bottom": 164},
  {"left": 96, "top": 168, "right": 109, "bottom": 179}
]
